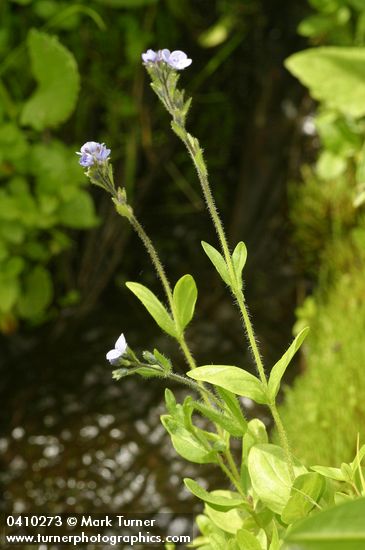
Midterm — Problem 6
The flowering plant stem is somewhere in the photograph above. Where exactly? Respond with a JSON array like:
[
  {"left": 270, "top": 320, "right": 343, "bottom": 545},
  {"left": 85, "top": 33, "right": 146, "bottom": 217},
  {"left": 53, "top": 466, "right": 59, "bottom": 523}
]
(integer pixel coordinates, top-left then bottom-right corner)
[
  {"left": 168, "top": 100, "right": 295, "bottom": 480},
  {"left": 120, "top": 210, "right": 246, "bottom": 486}
]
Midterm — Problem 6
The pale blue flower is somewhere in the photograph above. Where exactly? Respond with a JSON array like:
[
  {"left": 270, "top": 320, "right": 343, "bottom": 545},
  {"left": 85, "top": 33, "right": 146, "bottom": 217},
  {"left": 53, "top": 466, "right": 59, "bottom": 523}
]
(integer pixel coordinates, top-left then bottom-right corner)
[
  {"left": 77, "top": 141, "right": 111, "bottom": 167},
  {"left": 142, "top": 49, "right": 158, "bottom": 63},
  {"left": 141, "top": 49, "right": 192, "bottom": 70},
  {"left": 164, "top": 50, "right": 192, "bottom": 70},
  {"left": 106, "top": 333, "right": 127, "bottom": 366}
]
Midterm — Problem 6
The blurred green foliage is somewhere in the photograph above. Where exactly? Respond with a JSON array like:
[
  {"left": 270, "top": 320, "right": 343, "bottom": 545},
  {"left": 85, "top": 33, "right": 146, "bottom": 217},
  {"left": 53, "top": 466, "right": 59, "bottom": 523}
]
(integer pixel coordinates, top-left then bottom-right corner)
[
  {"left": 1, "top": 0, "right": 256, "bottom": 331},
  {"left": 278, "top": 0, "right": 365, "bottom": 465}
]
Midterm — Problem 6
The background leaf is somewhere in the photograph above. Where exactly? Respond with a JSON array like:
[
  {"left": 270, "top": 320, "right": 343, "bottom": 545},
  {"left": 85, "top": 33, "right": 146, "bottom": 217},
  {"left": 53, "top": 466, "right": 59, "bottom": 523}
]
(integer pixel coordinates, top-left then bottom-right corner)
[
  {"left": 18, "top": 266, "right": 53, "bottom": 318},
  {"left": 283, "top": 497, "right": 365, "bottom": 550},
  {"left": 21, "top": 29, "right": 80, "bottom": 129},
  {"left": 285, "top": 47, "right": 365, "bottom": 118}
]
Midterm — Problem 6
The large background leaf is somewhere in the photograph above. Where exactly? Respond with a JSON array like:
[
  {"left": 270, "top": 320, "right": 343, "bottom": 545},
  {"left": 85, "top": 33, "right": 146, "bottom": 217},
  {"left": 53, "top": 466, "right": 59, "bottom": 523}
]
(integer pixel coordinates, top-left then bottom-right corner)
[
  {"left": 283, "top": 497, "right": 365, "bottom": 550},
  {"left": 21, "top": 29, "right": 80, "bottom": 130},
  {"left": 285, "top": 47, "right": 365, "bottom": 118}
]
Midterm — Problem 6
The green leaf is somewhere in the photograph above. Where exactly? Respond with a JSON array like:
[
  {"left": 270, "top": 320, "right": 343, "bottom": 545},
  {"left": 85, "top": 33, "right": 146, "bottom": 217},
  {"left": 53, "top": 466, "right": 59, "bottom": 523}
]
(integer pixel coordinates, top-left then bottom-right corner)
[
  {"left": 164, "top": 388, "right": 177, "bottom": 414},
  {"left": 248, "top": 444, "right": 306, "bottom": 514},
  {"left": 216, "top": 387, "right": 248, "bottom": 433},
  {"left": 311, "top": 465, "right": 347, "bottom": 482},
  {"left": 190, "top": 400, "right": 246, "bottom": 437},
  {"left": 268, "top": 327, "right": 309, "bottom": 401},
  {"left": 205, "top": 500, "right": 246, "bottom": 534},
  {"left": 232, "top": 241, "right": 247, "bottom": 286},
  {"left": 184, "top": 478, "right": 245, "bottom": 510},
  {"left": 282, "top": 497, "right": 365, "bottom": 550},
  {"left": 269, "top": 523, "right": 280, "bottom": 550},
  {"left": 18, "top": 266, "right": 53, "bottom": 318},
  {"left": 21, "top": 29, "right": 80, "bottom": 130},
  {"left": 188, "top": 365, "right": 267, "bottom": 405},
  {"left": 0, "top": 275, "right": 19, "bottom": 313},
  {"left": 161, "top": 415, "right": 217, "bottom": 464},
  {"left": 153, "top": 349, "right": 172, "bottom": 373},
  {"left": 285, "top": 47, "right": 365, "bottom": 119},
  {"left": 281, "top": 473, "right": 325, "bottom": 524},
  {"left": 126, "top": 282, "right": 177, "bottom": 337},
  {"left": 172, "top": 274, "right": 197, "bottom": 332},
  {"left": 58, "top": 190, "right": 98, "bottom": 228},
  {"left": 236, "top": 529, "right": 263, "bottom": 550},
  {"left": 201, "top": 241, "right": 231, "bottom": 286}
]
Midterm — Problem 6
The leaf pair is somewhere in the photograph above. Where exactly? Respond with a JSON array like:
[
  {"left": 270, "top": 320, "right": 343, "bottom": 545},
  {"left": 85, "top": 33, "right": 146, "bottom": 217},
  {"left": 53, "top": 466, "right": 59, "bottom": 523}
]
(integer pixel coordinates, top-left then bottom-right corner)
[
  {"left": 187, "top": 327, "right": 309, "bottom": 405},
  {"left": 126, "top": 273, "right": 197, "bottom": 339},
  {"left": 202, "top": 240, "right": 247, "bottom": 289}
]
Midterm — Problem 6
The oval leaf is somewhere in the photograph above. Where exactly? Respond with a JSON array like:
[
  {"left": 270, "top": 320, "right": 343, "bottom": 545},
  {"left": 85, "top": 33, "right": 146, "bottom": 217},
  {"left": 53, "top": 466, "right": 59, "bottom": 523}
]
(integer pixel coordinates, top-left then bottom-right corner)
[
  {"left": 248, "top": 444, "right": 306, "bottom": 514},
  {"left": 21, "top": 29, "right": 80, "bottom": 130},
  {"left": 283, "top": 497, "right": 365, "bottom": 550},
  {"left": 268, "top": 327, "right": 309, "bottom": 401},
  {"left": 201, "top": 241, "right": 231, "bottom": 286},
  {"left": 161, "top": 415, "right": 217, "bottom": 464},
  {"left": 173, "top": 274, "right": 197, "bottom": 332},
  {"left": 188, "top": 365, "right": 267, "bottom": 405},
  {"left": 126, "top": 282, "right": 176, "bottom": 337}
]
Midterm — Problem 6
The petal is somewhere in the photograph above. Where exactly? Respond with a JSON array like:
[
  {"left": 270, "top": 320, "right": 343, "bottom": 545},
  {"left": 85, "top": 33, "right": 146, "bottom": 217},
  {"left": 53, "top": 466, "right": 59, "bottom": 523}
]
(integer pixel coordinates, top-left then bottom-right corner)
[
  {"left": 106, "top": 349, "right": 122, "bottom": 365},
  {"left": 142, "top": 49, "right": 157, "bottom": 63},
  {"left": 115, "top": 333, "right": 127, "bottom": 353},
  {"left": 160, "top": 49, "right": 171, "bottom": 62},
  {"left": 80, "top": 141, "right": 100, "bottom": 154}
]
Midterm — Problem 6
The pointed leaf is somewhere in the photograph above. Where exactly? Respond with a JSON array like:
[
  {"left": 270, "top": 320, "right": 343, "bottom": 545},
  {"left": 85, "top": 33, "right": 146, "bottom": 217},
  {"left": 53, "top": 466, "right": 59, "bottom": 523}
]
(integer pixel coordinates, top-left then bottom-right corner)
[
  {"left": 268, "top": 327, "right": 309, "bottom": 401},
  {"left": 21, "top": 29, "right": 80, "bottom": 129},
  {"left": 184, "top": 478, "right": 245, "bottom": 510},
  {"left": 269, "top": 523, "right": 280, "bottom": 550},
  {"left": 248, "top": 444, "right": 306, "bottom": 514},
  {"left": 191, "top": 401, "right": 246, "bottom": 437},
  {"left": 172, "top": 274, "right": 197, "bottom": 331},
  {"left": 201, "top": 241, "right": 230, "bottom": 286},
  {"left": 282, "top": 497, "right": 365, "bottom": 550},
  {"left": 232, "top": 241, "right": 247, "bottom": 287},
  {"left": 126, "top": 282, "right": 176, "bottom": 337},
  {"left": 216, "top": 387, "right": 248, "bottom": 433},
  {"left": 281, "top": 473, "right": 325, "bottom": 524},
  {"left": 311, "top": 465, "right": 347, "bottom": 482},
  {"left": 188, "top": 365, "right": 267, "bottom": 405}
]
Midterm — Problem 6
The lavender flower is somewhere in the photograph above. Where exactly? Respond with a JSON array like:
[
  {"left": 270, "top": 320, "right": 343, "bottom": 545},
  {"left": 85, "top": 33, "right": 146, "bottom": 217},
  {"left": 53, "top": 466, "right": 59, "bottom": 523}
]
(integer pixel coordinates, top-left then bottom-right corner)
[
  {"left": 76, "top": 141, "right": 111, "bottom": 167},
  {"left": 141, "top": 49, "right": 192, "bottom": 70},
  {"left": 141, "top": 49, "right": 158, "bottom": 63},
  {"left": 106, "top": 333, "right": 127, "bottom": 365}
]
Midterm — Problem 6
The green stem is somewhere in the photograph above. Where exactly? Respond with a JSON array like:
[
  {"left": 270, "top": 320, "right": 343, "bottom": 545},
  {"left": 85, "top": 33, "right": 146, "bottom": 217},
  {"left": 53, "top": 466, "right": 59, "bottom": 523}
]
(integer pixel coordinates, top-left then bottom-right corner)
[
  {"left": 128, "top": 213, "right": 199, "bottom": 370},
  {"left": 270, "top": 401, "right": 295, "bottom": 480},
  {"left": 165, "top": 88, "right": 295, "bottom": 477}
]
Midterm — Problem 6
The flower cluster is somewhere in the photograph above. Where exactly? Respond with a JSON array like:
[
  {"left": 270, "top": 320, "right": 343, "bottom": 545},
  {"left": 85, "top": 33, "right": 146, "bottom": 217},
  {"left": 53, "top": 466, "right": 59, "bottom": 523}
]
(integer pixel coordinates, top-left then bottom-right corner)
[
  {"left": 142, "top": 49, "right": 192, "bottom": 70},
  {"left": 106, "top": 333, "right": 127, "bottom": 366},
  {"left": 76, "top": 141, "right": 111, "bottom": 168}
]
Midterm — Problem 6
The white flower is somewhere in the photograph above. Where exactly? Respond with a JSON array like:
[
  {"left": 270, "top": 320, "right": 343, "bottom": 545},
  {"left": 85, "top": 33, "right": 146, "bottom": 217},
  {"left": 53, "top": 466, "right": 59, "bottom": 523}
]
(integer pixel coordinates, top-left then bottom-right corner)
[{"left": 106, "top": 333, "right": 127, "bottom": 365}]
